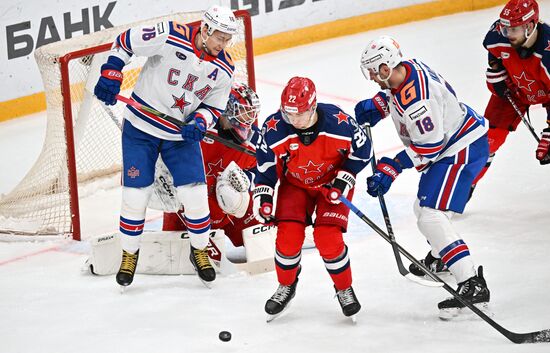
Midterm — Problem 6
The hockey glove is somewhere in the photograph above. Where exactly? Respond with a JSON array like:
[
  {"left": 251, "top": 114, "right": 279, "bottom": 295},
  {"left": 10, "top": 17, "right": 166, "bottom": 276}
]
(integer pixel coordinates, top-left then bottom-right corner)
[
  {"left": 181, "top": 112, "right": 207, "bottom": 142},
  {"left": 366, "top": 157, "right": 402, "bottom": 197},
  {"left": 485, "top": 67, "right": 508, "bottom": 98},
  {"left": 354, "top": 92, "right": 389, "bottom": 127},
  {"left": 94, "top": 56, "right": 124, "bottom": 106},
  {"left": 252, "top": 185, "right": 275, "bottom": 225},
  {"left": 536, "top": 127, "right": 550, "bottom": 165},
  {"left": 324, "top": 170, "right": 356, "bottom": 204}
]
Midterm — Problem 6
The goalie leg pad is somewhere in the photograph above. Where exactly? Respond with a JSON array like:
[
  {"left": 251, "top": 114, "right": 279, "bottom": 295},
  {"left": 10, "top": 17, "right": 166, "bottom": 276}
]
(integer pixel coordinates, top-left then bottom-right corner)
[
  {"left": 176, "top": 184, "right": 211, "bottom": 249},
  {"left": 86, "top": 231, "right": 226, "bottom": 275}
]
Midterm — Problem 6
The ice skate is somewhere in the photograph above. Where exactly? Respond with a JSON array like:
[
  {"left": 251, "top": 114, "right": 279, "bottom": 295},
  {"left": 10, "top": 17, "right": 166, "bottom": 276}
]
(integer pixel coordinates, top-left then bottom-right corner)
[
  {"left": 190, "top": 245, "right": 216, "bottom": 288},
  {"left": 335, "top": 286, "right": 361, "bottom": 323},
  {"left": 116, "top": 249, "right": 139, "bottom": 291},
  {"left": 438, "top": 266, "right": 491, "bottom": 320},
  {"left": 265, "top": 268, "right": 301, "bottom": 322},
  {"left": 409, "top": 251, "right": 450, "bottom": 277}
]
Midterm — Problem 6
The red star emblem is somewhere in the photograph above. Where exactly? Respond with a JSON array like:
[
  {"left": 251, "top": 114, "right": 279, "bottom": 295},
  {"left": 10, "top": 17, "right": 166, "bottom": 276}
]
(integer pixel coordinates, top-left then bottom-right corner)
[
  {"left": 171, "top": 92, "right": 191, "bottom": 113},
  {"left": 545, "top": 40, "right": 550, "bottom": 51},
  {"left": 298, "top": 160, "right": 324, "bottom": 174},
  {"left": 334, "top": 111, "right": 349, "bottom": 124},
  {"left": 206, "top": 159, "right": 224, "bottom": 177},
  {"left": 265, "top": 117, "right": 279, "bottom": 132},
  {"left": 513, "top": 72, "right": 535, "bottom": 92}
]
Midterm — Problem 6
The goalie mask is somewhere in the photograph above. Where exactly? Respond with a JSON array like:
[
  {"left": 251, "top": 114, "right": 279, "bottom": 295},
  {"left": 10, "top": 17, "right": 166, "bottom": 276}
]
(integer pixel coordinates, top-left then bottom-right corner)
[
  {"left": 223, "top": 83, "right": 260, "bottom": 144},
  {"left": 202, "top": 5, "right": 238, "bottom": 36}
]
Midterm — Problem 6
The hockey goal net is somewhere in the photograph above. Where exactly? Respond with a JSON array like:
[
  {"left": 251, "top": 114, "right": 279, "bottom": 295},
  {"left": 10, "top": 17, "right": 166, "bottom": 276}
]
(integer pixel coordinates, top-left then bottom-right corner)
[{"left": 0, "top": 10, "right": 255, "bottom": 240}]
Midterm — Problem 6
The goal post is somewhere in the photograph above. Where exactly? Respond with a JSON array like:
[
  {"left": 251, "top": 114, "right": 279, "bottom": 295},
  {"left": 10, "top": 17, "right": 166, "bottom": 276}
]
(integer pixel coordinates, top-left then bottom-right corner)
[{"left": 0, "top": 10, "right": 255, "bottom": 241}]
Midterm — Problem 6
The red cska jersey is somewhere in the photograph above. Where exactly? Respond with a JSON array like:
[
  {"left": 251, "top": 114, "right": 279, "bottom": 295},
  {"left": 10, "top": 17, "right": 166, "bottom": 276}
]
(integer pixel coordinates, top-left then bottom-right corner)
[{"left": 483, "top": 21, "right": 550, "bottom": 106}]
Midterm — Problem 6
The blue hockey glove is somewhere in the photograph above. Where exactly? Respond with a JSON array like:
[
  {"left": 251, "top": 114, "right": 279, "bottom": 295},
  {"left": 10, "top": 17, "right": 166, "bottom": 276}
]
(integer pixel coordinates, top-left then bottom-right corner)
[
  {"left": 181, "top": 113, "right": 207, "bottom": 142},
  {"left": 94, "top": 56, "right": 125, "bottom": 106},
  {"left": 366, "top": 157, "right": 402, "bottom": 197},
  {"left": 354, "top": 92, "right": 389, "bottom": 127}
]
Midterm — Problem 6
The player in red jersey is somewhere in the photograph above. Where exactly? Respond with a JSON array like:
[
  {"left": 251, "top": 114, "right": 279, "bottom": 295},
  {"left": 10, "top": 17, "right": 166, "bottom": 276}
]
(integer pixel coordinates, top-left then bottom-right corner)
[
  {"left": 472, "top": 0, "right": 550, "bottom": 194},
  {"left": 253, "top": 76, "right": 372, "bottom": 321},
  {"left": 162, "top": 83, "right": 261, "bottom": 248}
]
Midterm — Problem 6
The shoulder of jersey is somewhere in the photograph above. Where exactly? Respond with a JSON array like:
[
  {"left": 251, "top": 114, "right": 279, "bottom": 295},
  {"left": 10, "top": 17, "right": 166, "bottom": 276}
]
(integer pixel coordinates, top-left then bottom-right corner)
[
  {"left": 392, "top": 60, "right": 430, "bottom": 111},
  {"left": 166, "top": 21, "right": 195, "bottom": 52},
  {"left": 317, "top": 103, "right": 354, "bottom": 134},
  {"left": 536, "top": 22, "right": 550, "bottom": 61},
  {"left": 483, "top": 20, "right": 509, "bottom": 49},
  {"left": 261, "top": 112, "right": 291, "bottom": 143}
]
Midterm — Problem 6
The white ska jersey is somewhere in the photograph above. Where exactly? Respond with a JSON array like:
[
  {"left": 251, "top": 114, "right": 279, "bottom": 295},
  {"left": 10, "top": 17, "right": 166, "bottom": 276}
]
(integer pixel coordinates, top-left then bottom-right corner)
[
  {"left": 109, "top": 21, "right": 235, "bottom": 140},
  {"left": 386, "top": 59, "right": 488, "bottom": 170}
]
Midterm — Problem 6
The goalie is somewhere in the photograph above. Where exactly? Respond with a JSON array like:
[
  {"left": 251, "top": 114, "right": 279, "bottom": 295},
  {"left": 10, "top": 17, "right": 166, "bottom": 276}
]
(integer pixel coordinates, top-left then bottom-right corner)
[{"left": 162, "top": 83, "right": 275, "bottom": 267}]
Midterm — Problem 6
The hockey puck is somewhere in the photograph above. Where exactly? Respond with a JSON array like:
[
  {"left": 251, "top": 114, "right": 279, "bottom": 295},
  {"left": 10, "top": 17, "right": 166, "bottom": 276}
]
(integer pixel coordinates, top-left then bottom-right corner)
[{"left": 219, "top": 331, "right": 232, "bottom": 342}]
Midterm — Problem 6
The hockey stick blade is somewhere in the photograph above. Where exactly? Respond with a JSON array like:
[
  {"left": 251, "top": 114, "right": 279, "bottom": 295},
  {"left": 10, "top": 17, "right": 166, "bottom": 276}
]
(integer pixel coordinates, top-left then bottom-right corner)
[
  {"left": 340, "top": 195, "right": 550, "bottom": 344},
  {"left": 115, "top": 94, "right": 255, "bottom": 157}
]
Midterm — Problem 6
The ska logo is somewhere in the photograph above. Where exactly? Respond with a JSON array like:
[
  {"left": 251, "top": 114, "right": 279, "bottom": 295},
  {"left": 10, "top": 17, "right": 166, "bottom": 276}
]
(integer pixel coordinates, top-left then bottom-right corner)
[{"left": 176, "top": 51, "right": 187, "bottom": 61}]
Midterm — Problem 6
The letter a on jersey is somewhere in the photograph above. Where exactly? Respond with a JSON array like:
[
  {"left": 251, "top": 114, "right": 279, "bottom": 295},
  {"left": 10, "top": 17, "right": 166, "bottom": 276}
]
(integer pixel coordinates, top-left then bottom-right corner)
[{"left": 207, "top": 68, "right": 219, "bottom": 81}]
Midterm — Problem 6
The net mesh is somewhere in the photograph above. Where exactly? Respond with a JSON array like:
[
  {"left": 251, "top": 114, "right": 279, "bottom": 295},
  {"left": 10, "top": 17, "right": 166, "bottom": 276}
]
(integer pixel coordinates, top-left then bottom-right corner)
[{"left": 0, "top": 11, "right": 253, "bottom": 238}]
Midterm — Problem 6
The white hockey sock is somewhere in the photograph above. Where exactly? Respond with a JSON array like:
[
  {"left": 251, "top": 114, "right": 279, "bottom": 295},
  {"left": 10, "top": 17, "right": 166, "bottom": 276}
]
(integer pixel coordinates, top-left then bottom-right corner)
[
  {"left": 176, "top": 183, "right": 211, "bottom": 249},
  {"left": 119, "top": 185, "right": 152, "bottom": 253}
]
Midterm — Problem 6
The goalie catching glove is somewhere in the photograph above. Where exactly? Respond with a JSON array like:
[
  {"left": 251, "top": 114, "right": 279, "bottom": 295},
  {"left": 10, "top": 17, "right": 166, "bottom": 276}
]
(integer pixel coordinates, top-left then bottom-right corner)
[{"left": 215, "top": 161, "right": 251, "bottom": 218}]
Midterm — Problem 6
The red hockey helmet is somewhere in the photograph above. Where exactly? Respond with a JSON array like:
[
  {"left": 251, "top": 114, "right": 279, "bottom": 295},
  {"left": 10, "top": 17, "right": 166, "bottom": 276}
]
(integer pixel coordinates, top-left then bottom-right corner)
[
  {"left": 224, "top": 82, "right": 260, "bottom": 143},
  {"left": 500, "top": 0, "right": 539, "bottom": 27},
  {"left": 280, "top": 77, "right": 317, "bottom": 123}
]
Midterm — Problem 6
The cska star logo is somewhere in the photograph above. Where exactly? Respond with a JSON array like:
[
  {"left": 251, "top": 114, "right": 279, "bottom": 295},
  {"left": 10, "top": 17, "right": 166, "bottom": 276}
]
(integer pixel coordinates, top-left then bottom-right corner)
[
  {"left": 513, "top": 72, "right": 535, "bottom": 92},
  {"left": 265, "top": 117, "right": 279, "bottom": 132},
  {"left": 206, "top": 159, "right": 224, "bottom": 177},
  {"left": 171, "top": 92, "right": 191, "bottom": 113},
  {"left": 298, "top": 160, "right": 324, "bottom": 174},
  {"left": 334, "top": 111, "right": 349, "bottom": 124}
]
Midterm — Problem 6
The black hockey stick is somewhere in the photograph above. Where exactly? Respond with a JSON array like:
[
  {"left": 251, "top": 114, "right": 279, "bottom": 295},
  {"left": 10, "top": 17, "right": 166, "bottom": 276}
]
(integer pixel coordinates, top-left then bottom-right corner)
[
  {"left": 364, "top": 124, "right": 441, "bottom": 287},
  {"left": 340, "top": 195, "right": 550, "bottom": 344},
  {"left": 504, "top": 93, "right": 550, "bottom": 164},
  {"left": 115, "top": 94, "right": 256, "bottom": 157}
]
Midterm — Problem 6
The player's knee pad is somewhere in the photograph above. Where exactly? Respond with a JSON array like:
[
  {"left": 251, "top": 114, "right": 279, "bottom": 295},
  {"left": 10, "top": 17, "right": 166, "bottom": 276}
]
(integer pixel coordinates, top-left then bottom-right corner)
[
  {"left": 313, "top": 225, "right": 344, "bottom": 259},
  {"left": 176, "top": 183, "right": 209, "bottom": 218},
  {"left": 121, "top": 185, "right": 153, "bottom": 220},
  {"left": 416, "top": 206, "right": 458, "bottom": 253},
  {"left": 276, "top": 221, "right": 305, "bottom": 256}
]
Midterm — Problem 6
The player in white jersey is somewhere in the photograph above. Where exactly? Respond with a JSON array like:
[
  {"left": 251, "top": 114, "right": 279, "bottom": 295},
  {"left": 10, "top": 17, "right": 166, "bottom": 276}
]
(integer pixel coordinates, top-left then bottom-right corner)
[
  {"left": 93, "top": 5, "right": 237, "bottom": 288},
  {"left": 355, "top": 36, "right": 491, "bottom": 319}
]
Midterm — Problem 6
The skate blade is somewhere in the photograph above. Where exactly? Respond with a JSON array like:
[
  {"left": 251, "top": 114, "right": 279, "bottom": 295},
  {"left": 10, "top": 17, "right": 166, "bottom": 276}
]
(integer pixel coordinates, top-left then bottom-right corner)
[
  {"left": 199, "top": 278, "right": 214, "bottom": 289},
  {"left": 119, "top": 285, "right": 127, "bottom": 294},
  {"left": 350, "top": 315, "right": 357, "bottom": 324},
  {"left": 439, "top": 302, "right": 492, "bottom": 321},
  {"left": 266, "top": 301, "right": 293, "bottom": 323}
]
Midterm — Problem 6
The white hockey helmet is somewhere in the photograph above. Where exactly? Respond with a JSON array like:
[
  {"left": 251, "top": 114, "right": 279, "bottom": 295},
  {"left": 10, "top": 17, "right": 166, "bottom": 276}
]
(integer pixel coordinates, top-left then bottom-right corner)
[
  {"left": 202, "top": 5, "right": 238, "bottom": 36},
  {"left": 360, "top": 36, "right": 402, "bottom": 79}
]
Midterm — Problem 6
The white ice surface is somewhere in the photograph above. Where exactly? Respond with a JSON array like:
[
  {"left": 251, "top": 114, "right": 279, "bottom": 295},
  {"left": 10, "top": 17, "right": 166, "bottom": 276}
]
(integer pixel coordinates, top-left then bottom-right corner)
[{"left": 1, "top": 4, "right": 550, "bottom": 353}]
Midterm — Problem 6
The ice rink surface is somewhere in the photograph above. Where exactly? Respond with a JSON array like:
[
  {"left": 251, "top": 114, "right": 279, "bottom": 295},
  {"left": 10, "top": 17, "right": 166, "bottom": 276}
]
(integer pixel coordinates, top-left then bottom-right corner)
[{"left": 1, "top": 3, "right": 550, "bottom": 352}]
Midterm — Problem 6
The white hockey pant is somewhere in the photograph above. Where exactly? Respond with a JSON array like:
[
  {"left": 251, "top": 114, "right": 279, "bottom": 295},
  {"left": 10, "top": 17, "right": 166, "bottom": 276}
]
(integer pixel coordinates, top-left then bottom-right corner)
[
  {"left": 120, "top": 185, "right": 153, "bottom": 253},
  {"left": 414, "top": 200, "right": 476, "bottom": 283},
  {"left": 176, "top": 183, "right": 211, "bottom": 249}
]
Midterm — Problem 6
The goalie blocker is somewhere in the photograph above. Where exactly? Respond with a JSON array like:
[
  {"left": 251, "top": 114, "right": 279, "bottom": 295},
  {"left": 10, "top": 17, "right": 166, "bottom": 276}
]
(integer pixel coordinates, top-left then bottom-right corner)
[{"left": 85, "top": 223, "right": 276, "bottom": 276}]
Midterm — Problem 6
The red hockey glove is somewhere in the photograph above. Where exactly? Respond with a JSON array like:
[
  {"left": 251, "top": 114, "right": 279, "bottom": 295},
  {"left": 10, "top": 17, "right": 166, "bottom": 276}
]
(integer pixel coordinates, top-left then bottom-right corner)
[
  {"left": 324, "top": 170, "right": 356, "bottom": 204},
  {"left": 536, "top": 127, "right": 550, "bottom": 165}
]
